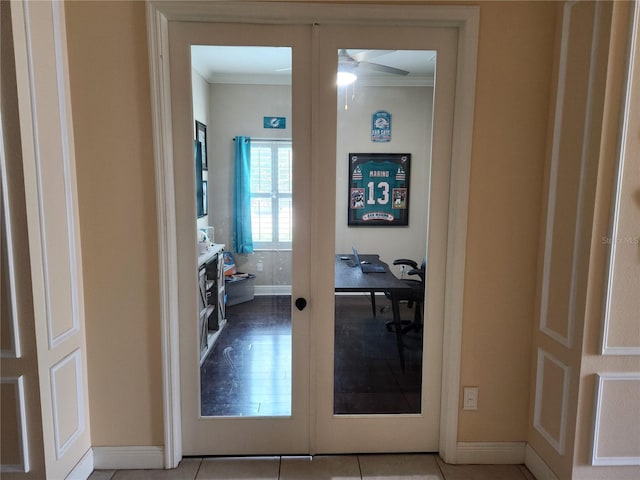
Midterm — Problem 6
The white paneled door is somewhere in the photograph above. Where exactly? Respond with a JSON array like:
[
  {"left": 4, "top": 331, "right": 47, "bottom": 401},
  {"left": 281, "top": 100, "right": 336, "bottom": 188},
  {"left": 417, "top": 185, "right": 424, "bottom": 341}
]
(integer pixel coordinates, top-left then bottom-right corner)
[{"left": 5, "top": 2, "right": 92, "bottom": 478}]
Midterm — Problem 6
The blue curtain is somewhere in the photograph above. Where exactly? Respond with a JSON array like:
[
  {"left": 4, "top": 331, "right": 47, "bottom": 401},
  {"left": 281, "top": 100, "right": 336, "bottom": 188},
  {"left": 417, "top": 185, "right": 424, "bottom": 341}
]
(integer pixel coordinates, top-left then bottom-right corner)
[{"left": 233, "top": 136, "right": 253, "bottom": 253}]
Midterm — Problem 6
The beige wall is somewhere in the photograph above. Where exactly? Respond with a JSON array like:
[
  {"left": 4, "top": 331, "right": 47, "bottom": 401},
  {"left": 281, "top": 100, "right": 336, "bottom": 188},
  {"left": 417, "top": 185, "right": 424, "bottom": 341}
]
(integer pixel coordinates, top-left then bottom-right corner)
[
  {"left": 459, "top": 1, "right": 557, "bottom": 441},
  {"left": 65, "top": 1, "right": 163, "bottom": 446},
  {"left": 65, "top": 0, "right": 556, "bottom": 448}
]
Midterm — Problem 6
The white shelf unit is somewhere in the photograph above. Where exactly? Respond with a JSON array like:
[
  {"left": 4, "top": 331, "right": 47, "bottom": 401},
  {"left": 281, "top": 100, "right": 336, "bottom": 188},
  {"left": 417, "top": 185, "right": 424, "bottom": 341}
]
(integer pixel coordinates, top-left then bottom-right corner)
[{"left": 198, "top": 244, "right": 226, "bottom": 364}]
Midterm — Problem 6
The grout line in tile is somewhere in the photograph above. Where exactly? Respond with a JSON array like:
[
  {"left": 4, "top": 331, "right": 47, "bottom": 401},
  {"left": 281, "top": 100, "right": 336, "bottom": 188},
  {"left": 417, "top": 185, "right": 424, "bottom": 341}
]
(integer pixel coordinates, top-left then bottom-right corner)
[
  {"left": 193, "top": 457, "right": 203, "bottom": 479},
  {"left": 356, "top": 454, "right": 363, "bottom": 479}
]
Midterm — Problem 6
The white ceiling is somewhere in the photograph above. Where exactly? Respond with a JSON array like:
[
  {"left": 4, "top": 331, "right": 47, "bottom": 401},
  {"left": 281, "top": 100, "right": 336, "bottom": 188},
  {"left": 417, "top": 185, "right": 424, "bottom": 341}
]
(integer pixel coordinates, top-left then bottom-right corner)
[{"left": 191, "top": 46, "right": 436, "bottom": 86}]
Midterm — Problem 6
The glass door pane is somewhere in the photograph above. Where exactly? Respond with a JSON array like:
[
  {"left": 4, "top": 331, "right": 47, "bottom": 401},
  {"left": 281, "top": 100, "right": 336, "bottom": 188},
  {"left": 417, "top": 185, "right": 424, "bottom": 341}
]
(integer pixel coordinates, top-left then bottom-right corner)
[
  {"left": 193, "top": 46, "right": 294, "bottom": 418},
  {"left": 174, "top": 20, "right": 312, "bottom": 455},
  {"left": 333, "top": 49, "right": 435, "bottom": 415}
]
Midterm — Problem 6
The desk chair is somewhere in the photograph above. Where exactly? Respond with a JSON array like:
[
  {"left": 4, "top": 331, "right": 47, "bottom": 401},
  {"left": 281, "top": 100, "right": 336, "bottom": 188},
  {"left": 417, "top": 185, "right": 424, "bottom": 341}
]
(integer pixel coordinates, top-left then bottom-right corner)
[{"left": 385, "top": 257, "right": 425, "bottom": 334}]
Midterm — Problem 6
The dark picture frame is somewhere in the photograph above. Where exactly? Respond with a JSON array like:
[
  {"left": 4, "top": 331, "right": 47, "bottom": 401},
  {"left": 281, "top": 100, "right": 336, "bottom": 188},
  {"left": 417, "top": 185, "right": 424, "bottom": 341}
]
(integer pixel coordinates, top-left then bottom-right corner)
[
  {"left": 348, "top": 153, "right": 411, "bottom": 226},
  {"left": 195, "top": 120, "right": 208, "bottom": 170},
  {"left": 195, "top": 140, "right": 205, "bottom": 218}
]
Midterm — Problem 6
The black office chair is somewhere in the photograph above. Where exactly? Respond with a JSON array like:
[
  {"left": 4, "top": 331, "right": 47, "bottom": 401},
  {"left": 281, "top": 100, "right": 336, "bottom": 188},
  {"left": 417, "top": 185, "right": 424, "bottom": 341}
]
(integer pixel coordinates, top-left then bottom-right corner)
[{"left": 385, "top": 257, "right": 426, "bottom": 334}]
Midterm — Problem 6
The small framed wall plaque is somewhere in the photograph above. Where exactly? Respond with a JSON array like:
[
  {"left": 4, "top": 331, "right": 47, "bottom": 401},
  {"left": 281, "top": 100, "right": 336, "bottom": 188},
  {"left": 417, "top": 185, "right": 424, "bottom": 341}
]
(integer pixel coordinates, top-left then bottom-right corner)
[
  {"left": 371, "top": 110, "right": 391, "bottom": 142},
  {"left": 348, "top": 153, "right": 410, "bottom": 226}
]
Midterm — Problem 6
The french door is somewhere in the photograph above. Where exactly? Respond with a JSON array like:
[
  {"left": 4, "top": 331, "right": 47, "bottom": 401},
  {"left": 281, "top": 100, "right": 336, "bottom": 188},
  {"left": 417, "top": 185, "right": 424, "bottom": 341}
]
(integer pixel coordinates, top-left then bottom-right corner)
[
  {"left": 169, "top": 22, "right": 313, "bottom": 455},
  {"left": 160, "top": 4, "right": 468, "bottom": 457},
  {"left": 313, "top": 24, "right": 457, "bottom": 454}
]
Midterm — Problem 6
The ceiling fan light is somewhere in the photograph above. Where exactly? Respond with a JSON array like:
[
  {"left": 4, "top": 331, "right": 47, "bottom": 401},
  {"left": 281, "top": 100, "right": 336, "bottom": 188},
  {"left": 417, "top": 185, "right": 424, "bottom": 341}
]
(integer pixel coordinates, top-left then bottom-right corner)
[{"left": 337, "top": 70, "right": 357, "bottom": 86}]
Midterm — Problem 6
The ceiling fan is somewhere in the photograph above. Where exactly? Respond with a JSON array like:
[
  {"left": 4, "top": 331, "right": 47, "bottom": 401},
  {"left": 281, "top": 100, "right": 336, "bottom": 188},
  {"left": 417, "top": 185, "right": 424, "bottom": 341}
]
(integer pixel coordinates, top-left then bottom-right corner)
[
  {"left": 339, "top": 49, "right": 410, "bottom": 76},
  {"left": 337, "top": 49, "right": 410, "bottom": 85}
]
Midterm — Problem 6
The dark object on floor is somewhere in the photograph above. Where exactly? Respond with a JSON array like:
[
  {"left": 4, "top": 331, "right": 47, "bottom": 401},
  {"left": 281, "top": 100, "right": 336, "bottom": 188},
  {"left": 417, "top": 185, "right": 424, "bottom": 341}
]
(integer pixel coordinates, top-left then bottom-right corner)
[
  {"left": 225, "top": 273, "right": 256, "bottom": 306},
  {"left": 223, "top": 252, "right": 257, "bottom": 306}
]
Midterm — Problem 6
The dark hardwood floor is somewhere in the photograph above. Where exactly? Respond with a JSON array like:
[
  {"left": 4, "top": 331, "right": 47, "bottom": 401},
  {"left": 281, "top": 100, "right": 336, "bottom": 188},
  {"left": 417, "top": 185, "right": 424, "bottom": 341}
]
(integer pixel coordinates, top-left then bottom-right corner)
[
  {"left": 200, "top": 296, "right": 292, "bottom": 416},
  {"left": 334, "top": 294, "right": 423, "bottom": 414},
  {"left": 200, "top": 295, "right": 423, "bottom": 417}
]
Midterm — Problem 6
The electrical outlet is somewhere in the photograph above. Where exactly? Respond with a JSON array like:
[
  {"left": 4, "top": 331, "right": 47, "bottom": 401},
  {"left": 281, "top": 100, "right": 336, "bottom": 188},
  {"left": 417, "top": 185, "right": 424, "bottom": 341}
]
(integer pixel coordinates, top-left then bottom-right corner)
[{"left": 463, "top": 387, "right": 479, "bottom": 410}]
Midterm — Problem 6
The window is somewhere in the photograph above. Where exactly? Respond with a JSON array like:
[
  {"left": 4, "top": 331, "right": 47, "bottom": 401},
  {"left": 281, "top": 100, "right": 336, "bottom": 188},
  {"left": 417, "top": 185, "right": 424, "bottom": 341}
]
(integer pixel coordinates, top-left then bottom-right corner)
[{"left": 250, "top": 140, "right": 292, "bottom": 249}]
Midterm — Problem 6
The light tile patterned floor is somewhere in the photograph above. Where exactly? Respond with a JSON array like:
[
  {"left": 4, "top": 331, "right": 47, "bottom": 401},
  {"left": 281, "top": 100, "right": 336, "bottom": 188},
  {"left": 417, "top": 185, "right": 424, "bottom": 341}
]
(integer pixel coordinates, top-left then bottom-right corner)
[{"left": 89, "top": 454, "right": 537, "bottom": 480}]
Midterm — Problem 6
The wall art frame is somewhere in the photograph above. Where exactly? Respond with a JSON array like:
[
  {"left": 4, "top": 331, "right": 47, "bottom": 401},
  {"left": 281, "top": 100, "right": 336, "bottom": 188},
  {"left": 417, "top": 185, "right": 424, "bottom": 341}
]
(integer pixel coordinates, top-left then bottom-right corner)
[
  {"left": 348, "top": 152, "right": 411, "bottom": 226},
  {"left": 195, "top": 120, "right": 207, "bottom": 170}
]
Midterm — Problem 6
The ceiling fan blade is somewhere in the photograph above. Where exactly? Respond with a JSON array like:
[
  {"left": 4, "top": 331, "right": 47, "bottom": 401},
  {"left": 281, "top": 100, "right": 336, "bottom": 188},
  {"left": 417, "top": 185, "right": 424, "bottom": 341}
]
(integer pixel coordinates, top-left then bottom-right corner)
[
  {"left": 350, "top": 50, "right": 396, "bottom": 62},
  {"left": 360, "top": 61, "right": 409, "bottom": 76},
  {"left": 338, "top": 49, "right": 358, "bottom": 69}
]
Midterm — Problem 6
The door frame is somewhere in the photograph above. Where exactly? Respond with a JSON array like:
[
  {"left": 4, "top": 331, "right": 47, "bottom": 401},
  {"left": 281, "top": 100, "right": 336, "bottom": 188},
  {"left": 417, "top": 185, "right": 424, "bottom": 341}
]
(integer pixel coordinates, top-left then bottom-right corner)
[{"left": 146, "top": 1, "right": 479, "bottom": 468}]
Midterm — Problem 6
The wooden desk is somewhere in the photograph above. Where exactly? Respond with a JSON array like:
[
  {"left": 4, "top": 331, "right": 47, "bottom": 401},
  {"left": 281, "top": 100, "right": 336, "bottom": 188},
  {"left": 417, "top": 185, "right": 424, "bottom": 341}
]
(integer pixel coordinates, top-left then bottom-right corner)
[{"left": 335, "top": 254, "right": 412, "bottom": 370}]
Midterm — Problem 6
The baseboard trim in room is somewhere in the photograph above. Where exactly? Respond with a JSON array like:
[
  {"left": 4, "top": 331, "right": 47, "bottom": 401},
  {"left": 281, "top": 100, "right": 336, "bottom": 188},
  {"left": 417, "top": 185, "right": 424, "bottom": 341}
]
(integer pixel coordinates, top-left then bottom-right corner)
[
  {"left": 254, "top": 285, "right": 291, "bottom": 296},
  {"left": 92, "top": 446, "right": 164, "bottom": 470},
  {"left": 66, "top": 448, "right": 94, "bottom": 480},
  {"left": 524, "top": 444, "right": 559, "bottom": 480},
  {"left": 455, "top": 441, "right": 526, "bottom": 464}
]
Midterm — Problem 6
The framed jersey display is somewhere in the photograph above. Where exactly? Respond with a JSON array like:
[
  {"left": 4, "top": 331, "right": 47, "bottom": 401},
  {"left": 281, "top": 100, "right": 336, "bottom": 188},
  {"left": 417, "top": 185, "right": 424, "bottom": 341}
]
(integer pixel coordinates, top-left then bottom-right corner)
[{"left": 348, "top": 153, "right": 411, "bottom": 226}]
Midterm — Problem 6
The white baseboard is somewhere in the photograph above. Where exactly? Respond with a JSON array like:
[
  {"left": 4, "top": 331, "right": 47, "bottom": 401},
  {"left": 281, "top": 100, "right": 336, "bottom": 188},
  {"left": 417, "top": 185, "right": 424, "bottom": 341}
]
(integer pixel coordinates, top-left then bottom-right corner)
[
  {"left": 455, "top": 442, "right": 526, "bottom": 464},
  {"left": 254, "top": 285, "right": 291, "bottom": 296},
  {"left": 525, "top": 444, "right": 559, "bottom": 480},
  {"left": 92, "top": 446, "right": 164, "bottom": 470},
  {"left": 253, "top": 287, "right": 386, "bottom": 297},
  {"left": 66, "top": 448, "right": 94, "bottom": 480}
]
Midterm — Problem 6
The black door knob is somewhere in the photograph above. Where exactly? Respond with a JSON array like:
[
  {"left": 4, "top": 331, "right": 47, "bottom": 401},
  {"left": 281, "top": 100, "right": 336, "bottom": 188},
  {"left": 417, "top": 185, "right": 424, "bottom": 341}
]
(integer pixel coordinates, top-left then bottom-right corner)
[{"left": 295, "top": 297, "right": 307, "bottom": 311}]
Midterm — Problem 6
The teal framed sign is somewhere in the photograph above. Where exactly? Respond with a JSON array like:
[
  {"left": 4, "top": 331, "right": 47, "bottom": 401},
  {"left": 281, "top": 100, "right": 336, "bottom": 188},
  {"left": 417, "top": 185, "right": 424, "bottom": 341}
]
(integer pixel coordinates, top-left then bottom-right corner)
[
  {"left": 263, "top": 116, "right": 286, "bottom": 129},
  {"left": 371, "top": 110, "right": 391, "bottom": 142}
]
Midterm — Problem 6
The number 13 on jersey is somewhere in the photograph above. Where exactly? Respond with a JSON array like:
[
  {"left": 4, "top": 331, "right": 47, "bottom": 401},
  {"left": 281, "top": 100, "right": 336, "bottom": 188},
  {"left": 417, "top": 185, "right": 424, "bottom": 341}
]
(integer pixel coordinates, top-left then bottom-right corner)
[{"left": 348, "top": 153, "right": 411, "bottom": 226}]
